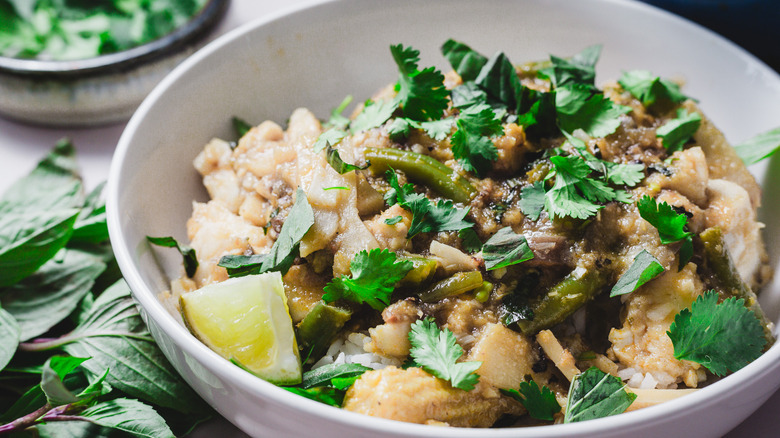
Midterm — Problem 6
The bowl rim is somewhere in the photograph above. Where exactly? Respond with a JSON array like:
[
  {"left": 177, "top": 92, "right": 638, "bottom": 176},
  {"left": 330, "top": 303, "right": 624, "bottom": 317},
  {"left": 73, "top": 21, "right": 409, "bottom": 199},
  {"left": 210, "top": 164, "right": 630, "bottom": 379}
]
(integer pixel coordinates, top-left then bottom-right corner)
[
  {"left": 107, "top": 0, "right": 780, "bottom": 436},
  {"left": 0, "top": 0, "right": 230, "bottom": 78}
]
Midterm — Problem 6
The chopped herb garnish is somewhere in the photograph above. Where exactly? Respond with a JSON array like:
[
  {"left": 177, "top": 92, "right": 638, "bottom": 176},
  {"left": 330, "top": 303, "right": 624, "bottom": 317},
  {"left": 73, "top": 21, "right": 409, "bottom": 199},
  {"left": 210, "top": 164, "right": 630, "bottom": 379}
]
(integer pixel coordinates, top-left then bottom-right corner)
[
  {"left": 387, "top": 117, "right": 454, "bottom": 141},
  {"left": 733, "top": 126, "right": 780, "bottom": 165},
  {"left": 618, "top": 70, "right": 688, "bottom": 107},
  {"left": 555, "top": 83, "right": 631, "bottom": 138},
  {"left": 313, "top": 129, "right": 347, "bottom": 154},
  {"left": 481, "top": 227, "right": 534, "bottom": 270},
  {"left": 458, "top": 228, "right": 483, "bottom": 253},
  {"left": 564, "top": 367, "right": 636, "bottom": 423},
  {"left": 350, "top": 99, "right": 399, "bottom": 132},
  {"left": 322, "top": 248, "right": 413, "bottom": 311},
  {"left": 636, "top": 195, "right": 693, "bottom": 270},
  {"left": 325, "top": 95, "right": 353, "bottom": 129},
  {"left": 546, "top": 45, "right": 601, "bottom": 90},
  {"left": 440, "top": 39, "right": 488, "bottom": 82},
  {"left": 326, "top": 146, "right": 369, "bottom": 175},
  {"left": 610, "top": 250, "right": 665, "bottom": 297},
  {"left": 519, "top": 181, "right": 546, "bottom": 221},
  {"left": 656, "top": 109, "right": 702, "bottom": 152},
  {"left": 501, "top": 381, "right": 561, "bottom": 421},
  {"left": 390, "top": 44, "right": 449, "bottom": 121},
  {"left": 232, "top": 117, "right": 252, "bottom": 138},
  {"left": 451, "top": 103, "right": 503, "bottom": 175},
  {"left": 384, "top": 215, "right": 403, "bottom": 225},
  {"left": 146, "top": 236, "right": 198, "bottom": 278},
  {"left": 408, "top": 318, "right": 481, "bottom": 391},
  {"left": 667, "top": 290, "right": 766, "bottom": 376}
]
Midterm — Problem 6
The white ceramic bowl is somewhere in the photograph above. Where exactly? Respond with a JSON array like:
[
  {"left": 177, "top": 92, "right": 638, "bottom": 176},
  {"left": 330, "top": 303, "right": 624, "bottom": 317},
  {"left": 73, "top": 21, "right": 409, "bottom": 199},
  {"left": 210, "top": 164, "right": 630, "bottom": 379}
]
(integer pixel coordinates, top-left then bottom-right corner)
[{"left": 107, "top": 0, "right": 780, "bottom": 436}]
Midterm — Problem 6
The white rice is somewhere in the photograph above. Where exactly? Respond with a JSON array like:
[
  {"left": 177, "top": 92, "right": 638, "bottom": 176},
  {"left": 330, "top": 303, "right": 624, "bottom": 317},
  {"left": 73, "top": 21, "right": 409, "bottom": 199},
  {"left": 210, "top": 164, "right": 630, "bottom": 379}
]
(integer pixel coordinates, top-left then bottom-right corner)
[
  {"left": 618, "top": 366, "right": 676, "bottom": 390},
  {"left": 311, "top": 332, "right": 402, "bottom": 371}
]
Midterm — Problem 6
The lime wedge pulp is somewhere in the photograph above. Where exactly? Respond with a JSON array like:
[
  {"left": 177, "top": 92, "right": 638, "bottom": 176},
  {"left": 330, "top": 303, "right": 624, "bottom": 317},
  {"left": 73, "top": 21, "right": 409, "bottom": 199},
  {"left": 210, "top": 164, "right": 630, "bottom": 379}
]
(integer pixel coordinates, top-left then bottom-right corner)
[{"left": 180, "top": 272, "right": 302, "bottom": 385}]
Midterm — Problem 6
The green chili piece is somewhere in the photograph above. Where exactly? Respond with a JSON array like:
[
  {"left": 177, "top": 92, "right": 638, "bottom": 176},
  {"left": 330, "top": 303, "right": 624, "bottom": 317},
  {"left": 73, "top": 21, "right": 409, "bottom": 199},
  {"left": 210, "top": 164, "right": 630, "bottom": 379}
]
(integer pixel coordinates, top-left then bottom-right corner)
[
  {"left": 296, "top": 302, "right": 352, "bottom": 361},
  {"left": 397, "top": 255, "right": 438, "bottom": 287},
  {"left": 700, "top": 227, "right": 774, "bottom": 344},
  {"left": 418, "top": 271, "right": 483, "bottom": 303},
  {"left": 516, "top": 267, "right": 608, "bottom": 334},
  {"left": 364, "top": 147, "right": 476, "bottom": 203}
]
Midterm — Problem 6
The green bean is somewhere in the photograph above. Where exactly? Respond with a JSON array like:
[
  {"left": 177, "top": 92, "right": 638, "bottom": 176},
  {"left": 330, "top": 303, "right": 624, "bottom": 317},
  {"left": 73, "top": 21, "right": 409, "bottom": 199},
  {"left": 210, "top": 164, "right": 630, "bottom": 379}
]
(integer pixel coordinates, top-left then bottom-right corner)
[
  {"left": 364, "top": 147, "right": 476, "bottom": 204},
  {"left": 418, "top": 271, "right": 483, "bottom": 303},
  {"left": 474, "top": 281, "right": 493, "bottom": 303},
  {"left": 516, "top": 268, "right": 608, "bottom": 335},
  {"left": 397, "top": 255, "right": 438, "bottom": 287},
  {"left": 296, "top": 301, "right": 352, "bottom": 361},
  {"left": 700, "top": 227, "right": 775, "bottom": 344}
]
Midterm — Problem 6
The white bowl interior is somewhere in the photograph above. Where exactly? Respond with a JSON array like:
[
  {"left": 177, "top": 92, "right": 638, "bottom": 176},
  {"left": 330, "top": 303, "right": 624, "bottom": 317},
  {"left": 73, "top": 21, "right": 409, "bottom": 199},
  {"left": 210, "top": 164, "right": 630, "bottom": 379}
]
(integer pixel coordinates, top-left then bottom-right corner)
[{"left": 107, "top": 0, "right": 780, "bottom": 437}]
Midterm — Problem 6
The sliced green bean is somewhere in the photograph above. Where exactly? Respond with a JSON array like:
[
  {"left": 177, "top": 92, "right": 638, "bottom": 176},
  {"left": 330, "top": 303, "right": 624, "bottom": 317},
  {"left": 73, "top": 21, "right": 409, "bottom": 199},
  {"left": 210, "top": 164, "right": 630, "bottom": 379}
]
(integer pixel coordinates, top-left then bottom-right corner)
[
  {"left": 700, "top": 227, "right": 774, "bottom": 344},
  {"left": 418, "top": 271, "right": 483, "bottom": 303},
  {"left": 516, "top": 268, "right": 608, "bottom": 335},
  {"left": 397, "top": 255, "right": 438, "bottom": 287},
  {"left": 296, "top": 302, "right": 352, "bottom": 361},
  {"left": 364, "top": 147, "right": 476, "bottom": 204}
]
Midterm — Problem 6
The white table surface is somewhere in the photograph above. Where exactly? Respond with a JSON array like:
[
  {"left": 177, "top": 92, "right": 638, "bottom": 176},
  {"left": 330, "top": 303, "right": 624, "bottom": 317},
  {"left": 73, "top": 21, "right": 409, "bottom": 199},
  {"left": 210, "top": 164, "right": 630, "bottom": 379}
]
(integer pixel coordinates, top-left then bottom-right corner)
[{"left": 0, "top": 0, "right": 775, "bottom": 436}]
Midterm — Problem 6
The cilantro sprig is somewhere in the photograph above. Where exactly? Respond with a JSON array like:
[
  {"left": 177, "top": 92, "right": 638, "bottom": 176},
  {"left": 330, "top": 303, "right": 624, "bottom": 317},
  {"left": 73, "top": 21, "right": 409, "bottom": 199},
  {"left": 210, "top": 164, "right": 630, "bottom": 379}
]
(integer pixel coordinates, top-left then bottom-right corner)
[
  {"left": 322, "top": 248, "right": 413, "bottom": 311},
  {"left": 501, "top": 381, "right": 561, "bottom": 421},
  {"left": 391, "top": 44, "right": 449, "bottom": 121},
  {"left": 451, "top": 103, "right": 503, "bottom": 175},
  {"left": 667, "top": 290, "right": 766, "bottom": 376},
  {"left": 636, "top": 195, "right": 693, "bottom": 270},
  {"left": 408, "top": 318, "right": 481, "bottom": 391}
]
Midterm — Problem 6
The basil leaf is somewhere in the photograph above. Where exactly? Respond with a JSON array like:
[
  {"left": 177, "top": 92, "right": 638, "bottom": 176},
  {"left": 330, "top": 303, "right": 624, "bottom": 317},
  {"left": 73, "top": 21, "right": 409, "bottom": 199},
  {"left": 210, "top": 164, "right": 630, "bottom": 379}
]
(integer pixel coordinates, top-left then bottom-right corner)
[
  {"left": 458, "top": 228, "right": 483, "bottom": 254},
  {"left": 1, "top": 248, "right": 106, "bottom": 341},
  {"left": 547, "top": 45, "right": 601, "bottom": 90},
  {"left": 482, "top": 227, "right": 534, "bottom": 270},
  {"left": 71, "top": 182, "right": 109, "bottom": 244},
  {"left": 60, "top": 398, "right": 175, "bottom": 438},
  {"left": 41, "top": 356, "right": 89, "bottom": 406},
  {"left": 564, "top": 367, "right": 636, "bottom": 423},
  {"left": 301, "top": 363, "right": 371, "bottom": 389},
  {"left": 218, "top": 253, "right": 267, "bottom": 277},
  {"left": 326, "top": 146, "right": 369, "bottom": 175},
  {"left": 0, "top": 208, "right": 80, "bottom": 287},
  {"left": 733, "top": 126, "right": 780, "bottom": 165},
  {"left": 0, "top": 306, "right": 19, "bottom": 370},
  {"left": 440, "top": 39, "right": 488, "bottom": 82},
  {"left": 475, "top": 52, "right": 524, "bottom": 112},
  {"left": 610, "top": 250, "right": 665, "bottom": 297},
  {"left": 146, "top": 236, "right": 198, "bottom": 278},
  {"left": 59, "top": 280, "right": 209, "bottom": 414},
  {"left": 283, "top": 386, "right": 344, "bottom": 407}
]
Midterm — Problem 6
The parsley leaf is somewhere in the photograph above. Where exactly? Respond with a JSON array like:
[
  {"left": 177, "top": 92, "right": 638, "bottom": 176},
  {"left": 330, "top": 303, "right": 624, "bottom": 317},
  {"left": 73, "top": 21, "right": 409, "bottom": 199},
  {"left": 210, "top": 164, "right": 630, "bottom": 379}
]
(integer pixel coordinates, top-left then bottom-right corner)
[
  {"left": 322, "top": 248, "right": 413, "bottom": 311},
  {"left": 326, "top": 146, "right": 368, "bottom": 175},
  {"left": 350, "top": 99, "right": 399, "bottom": 132},
  {"left": 519, "top": 181, "right": 546, "bottom": 221},
  {"left": 618, "top": 70, "right": 688, "bottom": 107},
  {"left": 218, "top": 188, "right": 315, "bottom": 277},
  {"left": 667, "top": 290, "right": 766, "bottom": 376},
  {"left": 656, "top": 109, "right": 702, "bottom": 152},
  {"left": 636, "top": 195, "right": 693, "bottom": 270},
  {"left": 408, "top": 318, "right": 481, "bottom": 391},
  {"left": 146, "top": 236, "right": 198, "bottom": 278},
  {"left": 313, "top": 129, "right": 347, "bottom": 154},
  {"left": 481, "top": 227, "right": 534, "bottom": 270},
  {"left": 501, "top": 381, "right": 561, "bottom": 421},
  {"left": 391, "top": 44, "right": 449, "bottom": 121},
  {"left": 610, "top": 250, "right": 665, "bottom": 297},
  {"left": 734, "top": 126, "right": 780, "bottom": 165},
  {"left": 564, "top": 367, "right": 637, "bottom": 423},
  {"left": 556, "top": 83, "right": 631, "bottom": 138},
  {"left": 440, "top": 39, "right": 488, "bottom": 82},
  {"left": 451, "top": 103, "right": 503, "bottom": 175}
]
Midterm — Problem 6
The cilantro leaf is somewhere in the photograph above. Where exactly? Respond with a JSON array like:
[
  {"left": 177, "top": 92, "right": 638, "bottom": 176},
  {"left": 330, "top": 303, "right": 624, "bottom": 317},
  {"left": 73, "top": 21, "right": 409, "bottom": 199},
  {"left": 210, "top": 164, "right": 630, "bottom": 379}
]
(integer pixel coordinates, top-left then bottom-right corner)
[
  {"left": 451, "top": 103, "right": 502, "bottom": 175},
  {"left": 501, "top": 380, "right": 561, "bottom": 421},
  {"left": 733, "top": 126, "right": 780, "bottom": 165},
  {"left": 218, "top": 188, "right": 314, "bottom": 277},
  {"left": 325, "top": 95, "right": 353, "bottom": 129},
  {"left": 232, "top": 116, "right": 252, "bottom": 138},
  {"left": 618, "top": 70, "right": 688, "bottom": 107},
  {"left": 407, "top": 198, "right": 472, "bottom": 238},
  {"left": 387, "top": 117, "right": 454, "bottom": 141},
  {"left": 458, "top": 228, "right": 483, "bottom": 253},
  {"left": 667, "top": 290, "right": 766, "bottom": 376},
  {"left": 564, "top": 367, "right": 636, "bottom": 423},
  {"left": 547, "top": 45, "right": 601, "bottom": 90},
  {"left": 322, "top": 248, "right": 413, "bottom": 311},
  {"left": 390, "top": 44, "right": 449, "bottom": 121},
  {"left": 610, "top": 250, "right": 665, "bottom": 297},
  {"left": 556, "top": 83, "right": 631, "bottom": 138},
  {"left": 636, "top": 195, "right": 693, "bottom": 269},
  {"left": 602, "top": 161, "right": 645, "bottom": 186},
  {"left": 384, "top": 215, "right": 403, "bottom": 225},
  {"left": 408, "top": 318, "right": 481, "bottom": 391},
  {"left": 384, "top": 169, "right": 415, "bottom": 207},
  {"left": 482, "top": 227, "right": 534, "bottom": 270},
  {"left": 146, "top": 236, "right": 198, "bottom": 278},
  {"left": 326, "top": 146, "right": 368, "bottom": 175},
  {"left": 350, "top": 99, "right": 399, "bottom": 132},
  {"left": 451, "top": 82, "right": 489, "bottom": 109},
  {"left": 656, "top": 109, "right": 702, "bottom": 152},
  {"left": 440, "top": 39, "right": 488, "bottom": 82},
  {"left": 545, "top": 155, "right": 609, "bottom": 220},
  {"left": 313, "top": 129, "right": 347, "bottom": 154},
  {"left": 519, "top": 181, "right": 546, "bottom": 221}
]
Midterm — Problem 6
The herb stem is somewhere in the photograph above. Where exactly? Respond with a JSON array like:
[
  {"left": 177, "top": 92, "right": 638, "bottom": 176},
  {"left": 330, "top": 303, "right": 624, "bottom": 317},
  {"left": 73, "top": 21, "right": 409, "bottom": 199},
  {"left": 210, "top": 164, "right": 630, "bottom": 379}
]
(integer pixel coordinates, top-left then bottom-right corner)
[{"left": 0, "top": 403, "right": 51, "bottom": 435}]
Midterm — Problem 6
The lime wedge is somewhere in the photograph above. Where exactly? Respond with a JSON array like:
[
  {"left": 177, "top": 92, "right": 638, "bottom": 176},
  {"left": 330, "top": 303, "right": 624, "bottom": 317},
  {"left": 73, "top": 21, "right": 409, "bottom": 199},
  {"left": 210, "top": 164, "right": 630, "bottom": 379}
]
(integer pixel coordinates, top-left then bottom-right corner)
[{"left": 180, "top": 272, "right": 301, "bottom": 385}]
